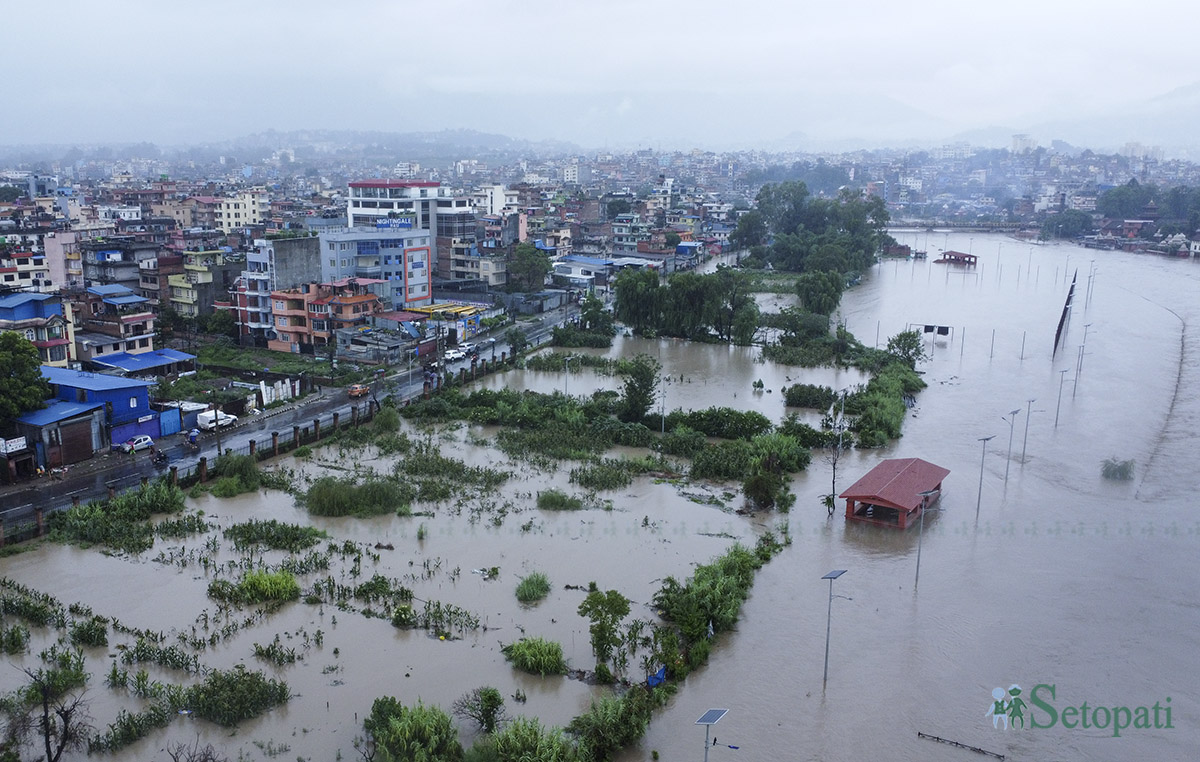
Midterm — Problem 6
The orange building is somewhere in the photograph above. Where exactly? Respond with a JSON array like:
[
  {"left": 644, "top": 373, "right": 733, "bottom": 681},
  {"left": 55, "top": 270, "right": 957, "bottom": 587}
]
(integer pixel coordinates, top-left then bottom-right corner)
[{"left": 267, "top": 278, "right": 386, "bottom": 354}]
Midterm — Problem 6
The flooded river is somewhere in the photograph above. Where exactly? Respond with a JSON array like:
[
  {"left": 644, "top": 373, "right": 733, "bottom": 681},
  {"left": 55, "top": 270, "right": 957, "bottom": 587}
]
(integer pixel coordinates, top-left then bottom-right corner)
[{"left": 2, "top": 232, "right": 1197, "bottom": 761}]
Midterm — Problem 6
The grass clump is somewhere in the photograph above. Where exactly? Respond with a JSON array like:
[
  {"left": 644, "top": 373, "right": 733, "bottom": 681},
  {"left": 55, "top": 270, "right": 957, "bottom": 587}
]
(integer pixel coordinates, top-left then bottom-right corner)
[
  {"left": 502, "top": 637, "right": 568, "bottom": 676},
  {"left": 47, "top": 481, "right": 186, "bottom": 553},
  {"left": 224, "top": 518, "right": 328, "bottom": 551},
  {"left": 515, "top": 572, "right": 551, "bottom": 603},
  {"left": 208, "top": 570, "right": 300, "bottom": 605},
  {"left": 302, "top": 475, "right": 414, "bottom": 517},
  {"left": 536, "top": 489, "right": 584, "bottom": 511}
]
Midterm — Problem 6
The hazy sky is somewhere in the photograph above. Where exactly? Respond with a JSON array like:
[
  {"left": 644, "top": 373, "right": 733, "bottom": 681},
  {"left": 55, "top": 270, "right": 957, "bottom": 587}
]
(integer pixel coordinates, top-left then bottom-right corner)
[{"left": 8, "top": 0, "right": 1200, "bottom": 151}]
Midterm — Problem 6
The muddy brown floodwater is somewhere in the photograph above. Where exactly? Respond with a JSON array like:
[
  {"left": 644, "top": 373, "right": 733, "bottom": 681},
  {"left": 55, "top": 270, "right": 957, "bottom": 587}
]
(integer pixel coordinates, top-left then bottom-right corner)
[{"left": 3, "top": 232, "right": 1199, "bottom": 761}]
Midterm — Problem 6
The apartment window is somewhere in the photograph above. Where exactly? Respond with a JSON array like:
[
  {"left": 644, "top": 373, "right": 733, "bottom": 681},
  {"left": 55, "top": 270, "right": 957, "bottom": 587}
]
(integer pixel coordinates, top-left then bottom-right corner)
[
  {"left": 329, "top": 259, "right": 335, "bottom": 267},
  {"left": 24, "top": 329, "right": 35, "bottom": 341}
]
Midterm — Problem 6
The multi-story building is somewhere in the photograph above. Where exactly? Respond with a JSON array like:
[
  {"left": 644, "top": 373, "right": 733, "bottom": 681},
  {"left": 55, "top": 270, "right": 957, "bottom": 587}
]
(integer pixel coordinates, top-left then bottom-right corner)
[
  {"left": 0, "top": 292, "right": 74, "bottom": 366},
  {"left": 233, "top": 235, "right": 323, "bottom": 346},
  {"left": 319, "top": 227, "right": 432, "bottom": 309},
  {"left": 0, "top": 247, "right": 54, "bottom": 292},
  {"left": 267, "top": 279, "right": 386, "bottom": 354},
  {"left": 167, "top": 249, "right": 244, "bottom": 319},
  {"left": 65, "top": 284, "right": 156, "bottom": 364},
  {"left": 137, "top": 252, "right": 184, "bottom": 312},
  {"left": 80, "top": 237, "right": 161, "bottom": 292},
  {"left": 346, "top": 180, "right": 447, "bottom": 230},
  {"left": 43, "top": 225, "right": 116, "bottom": 289},
  {"left": 612, "top": 213, "right": 650, "bottom": 253},
  {"left": 214, "top": 190, "right": 265, "bottom": 233}
]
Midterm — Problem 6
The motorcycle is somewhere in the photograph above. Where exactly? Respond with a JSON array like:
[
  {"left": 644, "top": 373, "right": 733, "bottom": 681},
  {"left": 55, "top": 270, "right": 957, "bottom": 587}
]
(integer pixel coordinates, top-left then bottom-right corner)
[{"left": 151, "top": 451, "right": 169, "bottom": 467}]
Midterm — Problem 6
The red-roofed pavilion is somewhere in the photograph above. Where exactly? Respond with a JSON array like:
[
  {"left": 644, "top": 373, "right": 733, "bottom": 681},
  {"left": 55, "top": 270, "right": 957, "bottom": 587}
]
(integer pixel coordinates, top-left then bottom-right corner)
[{"left": 839, "top": 458, "right": 950, "bottom": 529}]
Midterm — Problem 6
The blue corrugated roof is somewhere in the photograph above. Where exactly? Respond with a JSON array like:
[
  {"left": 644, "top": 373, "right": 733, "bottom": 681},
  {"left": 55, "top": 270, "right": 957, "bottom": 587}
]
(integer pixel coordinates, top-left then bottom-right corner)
[
  {"left": 17, "top": 400, "right": 104, "bottom": 426},
  {"left": 41, "top": 366, "right": 155, "bottom": 391},
  {"left": 560, "top": 255, "right": 611, "bottom": 266},
  {"left": 101, "top": 294, "right": 148, "bottom": 306},
  {"left": 0, "top": 293, "right": 53, "bottom": 309},
  {"left": 87, "top": 284, "right": 129, "bottom": 296},
  {"left": 90, "top": 349, "right": 195, "bottom": 373}
]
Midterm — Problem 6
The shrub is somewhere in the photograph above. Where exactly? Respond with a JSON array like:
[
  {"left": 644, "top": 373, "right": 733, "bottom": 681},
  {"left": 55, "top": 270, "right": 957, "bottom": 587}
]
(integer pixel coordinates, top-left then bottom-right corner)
[
  {"left": 185, "top": 665, "right": 290, "bottom": 727},
  {"left": 655, "top": 425, "right": 708, "bottom": 457},
  {"left": 782, "top": 383, "right": 837, "bottom": 409},
  {"left": 363, "top": 698, "right": 463, "bottom": 762},
  {"left": 490, "top": 717, "right": 577, "bottom": 762},
  {"left": 515, "top": 572, "right": 551, "bottom": 603},
  {"left": 1101, "top": 457, "right": 1135, "bottom": 480},
  {"left": 536, "top": 489, "right": 585, "bottom": 511},
  {"left": 690, "top": 440, "right": 755, "bottom": 481},
  {"left": 502, "top": 637, "right": 568, "bottom": 676}
]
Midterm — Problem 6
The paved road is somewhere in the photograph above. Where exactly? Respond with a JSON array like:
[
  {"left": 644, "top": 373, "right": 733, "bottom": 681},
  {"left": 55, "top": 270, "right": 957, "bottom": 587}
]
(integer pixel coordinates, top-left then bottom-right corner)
[{"left": 0, "top": 304, "right": 573, "bottom": 519}]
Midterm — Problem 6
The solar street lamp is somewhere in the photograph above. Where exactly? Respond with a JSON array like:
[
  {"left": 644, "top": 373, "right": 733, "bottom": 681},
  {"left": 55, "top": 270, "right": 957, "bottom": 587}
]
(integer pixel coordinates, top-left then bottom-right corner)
[
  {"left": 822, "top": 570, "right": 849, "bottom": 688},
  {"left": 1002, "top": 408, "right": 1021, "bottom": 486},
  {"left": 696, "top": 708, "right": 728, "bottom": 762}
]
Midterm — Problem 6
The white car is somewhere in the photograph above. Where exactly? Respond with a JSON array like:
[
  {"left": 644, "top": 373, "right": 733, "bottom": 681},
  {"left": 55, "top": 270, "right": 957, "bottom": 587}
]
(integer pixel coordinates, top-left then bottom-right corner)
[
  {"left": 120, "top": 435, "right": 154, "bottom": 453},
  {"left": 197, "top": 410, "right": 238, "bottom": 431},
  {"left": 444, "top": 349, "right": 466, "bottom": 362}
]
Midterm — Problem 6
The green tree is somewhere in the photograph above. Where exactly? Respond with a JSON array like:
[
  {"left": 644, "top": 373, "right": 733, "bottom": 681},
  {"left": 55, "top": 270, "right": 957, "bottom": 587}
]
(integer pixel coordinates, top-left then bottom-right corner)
[
  {"left": 504, "top": 326, "right": 528, "bottom": 355},
  {"left": 204, "top": 309, "right": 237, "bottom": 337},
  {"left": 613, "top": 268, "right": 661, "bottom": 335},
  {"left": 617, "top": 353, "right": 661, "bottom": 423},
  {"left": 1096, "top": 178, "right": 1155, "bottom": 219},
  {"left": 755, "top": 181, "right": 810, "bottom": 236},
  {"left": 577, "top": 585, "right": 631, "bottom": 681},
  {"left": 508, "top": 243, "right": 552, "bottom": 292},
  {"left": 663, "top": 232, "right": 681, "bottom": 248},
  {"left": 1040, "top": 209, "right": 1094, "bottom": 239},
  {"left": 606, "top": 199, "right": 632, "bottom": 219},
  {"left": 0, "top": 333, "right": 51, "bottom": 426},
  {"left": 795, "top": 271, "right": 844, "bottom": 316},
  {"left": 730, "top": 209, "right": 768, "bottom": 249},
  {"left": 885, "top": 330, "right": 928, "bottom": 369},
  {"left": 0, "top": 187, "right": 22, "bottom": 203},
  {"left": 578, "top": 292, "right": 614, "bottom": 336},
  {"left": 452, "top": 687, "right": 507, "bottom": 734}
]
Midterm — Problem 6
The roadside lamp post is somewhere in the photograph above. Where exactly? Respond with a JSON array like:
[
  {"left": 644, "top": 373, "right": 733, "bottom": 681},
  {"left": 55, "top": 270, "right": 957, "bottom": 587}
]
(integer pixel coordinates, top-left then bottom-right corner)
[
  {"left": 1020, "top": 398, "right": 1036, "bottom": 464},
  {"left": 1055, "top": 369, "right": 1069, "bottom": 427},
  {"left": 914, "top": 489, "right": 940, "bottom": 591},
  {"left": 563, "top": 355, "right": 580, "bottom": 395},
  {"left": 696, "top": 709, "right": 728, "bottom": 762},
  {"left": 977, "top": 435, "right": 995, "bottom": 521},
  {"left": 1002, "top": 408, "right": 1021, "bottom": 486},
  {"left": 822, "top": 569, "right": 849, "bottom": 689}
]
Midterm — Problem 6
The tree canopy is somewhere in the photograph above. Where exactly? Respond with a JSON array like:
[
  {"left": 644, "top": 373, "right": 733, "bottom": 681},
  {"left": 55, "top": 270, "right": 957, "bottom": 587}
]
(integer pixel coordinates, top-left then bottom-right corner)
[
  {"left": 0, "top": 333, "right": 50, "bottom": 427},
  {"left": 507, "top": 243, "right": 552, "bottom": 292},
  {"left": 748, "top": 181, "right": 891, "bottom": 276}
]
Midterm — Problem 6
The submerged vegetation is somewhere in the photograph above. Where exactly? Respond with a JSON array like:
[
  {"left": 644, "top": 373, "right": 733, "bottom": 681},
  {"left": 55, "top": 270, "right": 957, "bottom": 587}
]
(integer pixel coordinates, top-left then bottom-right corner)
[{"left": 46, "top": 481, "right": 187, "bottom": 553}]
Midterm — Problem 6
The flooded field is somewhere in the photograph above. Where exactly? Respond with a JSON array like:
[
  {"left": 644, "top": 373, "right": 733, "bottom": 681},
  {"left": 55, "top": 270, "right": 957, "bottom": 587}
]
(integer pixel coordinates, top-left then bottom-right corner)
[{"left": 3, "top": 232, "right": 1199, "bottom": 761}]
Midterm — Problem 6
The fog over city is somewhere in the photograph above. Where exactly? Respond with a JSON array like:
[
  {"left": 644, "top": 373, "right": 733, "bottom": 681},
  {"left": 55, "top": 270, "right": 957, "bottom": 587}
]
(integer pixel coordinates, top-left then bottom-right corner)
[{"left": 9, "top": 0, "right": 1200, "bottom": 154}]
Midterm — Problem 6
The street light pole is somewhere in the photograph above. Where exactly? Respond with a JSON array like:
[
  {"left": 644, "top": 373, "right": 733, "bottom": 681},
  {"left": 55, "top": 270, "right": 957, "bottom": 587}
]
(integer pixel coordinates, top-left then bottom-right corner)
[
  {"left": 977, "top": 435, "right": 995, "bottom": 521},
  {"left": 914, "top": 489, "right": 940, "bottom": 591},
  {"left": 1002, "top": 408, "right": 1021, "bottom": 486},
  {"left": 821, "top": 569, "right": 848, "bottom": 689},
  {"left": 1055, "top": 369, "right": 1069, "bottom": 427},
  {"left": 1020, "top": 398, "right": 1036, "bottom": 464}
]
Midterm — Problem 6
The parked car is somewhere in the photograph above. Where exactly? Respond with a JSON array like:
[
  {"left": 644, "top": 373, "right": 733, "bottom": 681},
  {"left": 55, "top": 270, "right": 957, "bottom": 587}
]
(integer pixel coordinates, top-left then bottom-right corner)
[
  {"left": 197, "top": 410, "right": 238, "bottom": 431},
  {"left": 120, "top": 435, "right": 154, "bottom": 453},
  {"left": 444, "top": 349, "right": 466, "bottom": 362},
  {"left": 348, "top": 383, "right": 370, "bottom": 398}
]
